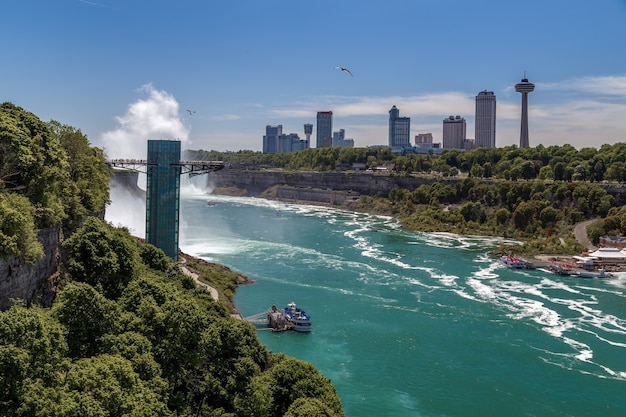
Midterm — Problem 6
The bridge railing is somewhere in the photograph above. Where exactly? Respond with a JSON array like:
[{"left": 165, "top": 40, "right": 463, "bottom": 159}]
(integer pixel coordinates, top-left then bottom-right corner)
[{"left": 106, "top": 159, "right": 225, "bottom": 175}]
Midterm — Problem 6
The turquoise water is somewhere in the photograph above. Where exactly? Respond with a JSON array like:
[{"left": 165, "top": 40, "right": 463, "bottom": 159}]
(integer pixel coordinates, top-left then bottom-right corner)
[{"left": 178, "top": 193, "right": 626, "bottom": 417}]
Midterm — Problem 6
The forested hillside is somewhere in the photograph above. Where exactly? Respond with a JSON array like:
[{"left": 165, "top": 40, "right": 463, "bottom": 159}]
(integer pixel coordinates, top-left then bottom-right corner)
[{"left": 187, "top": 142, "right": 626, "bottom": 182}]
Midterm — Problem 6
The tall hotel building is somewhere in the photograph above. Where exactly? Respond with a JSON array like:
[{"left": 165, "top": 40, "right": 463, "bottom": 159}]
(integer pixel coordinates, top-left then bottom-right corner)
[
  {"left": 475, "top": 90, "right": 496, "bottom": 148},
  {"left": 316, "top": 111, "right": 333, "bottom": 148},
  {"left": 263, "top": 125, "right": 283, "bottom": 154},
  {"left": 442, "top": 115, "right": 466, "bottom": 149},
  {"left": 388, "top": 105, "right": 410, "bottom": 151}
]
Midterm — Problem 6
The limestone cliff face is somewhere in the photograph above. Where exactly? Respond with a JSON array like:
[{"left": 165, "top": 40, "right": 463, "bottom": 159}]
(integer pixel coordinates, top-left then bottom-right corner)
[
  {"left": 0, "top": 226, "right": 61, "bottom": 310},
  {"left": 208, "top": 168, "right": 626, "bottom": 205},
  {"left": 207, "top": 169, "right": 447, "bottom": 198}
]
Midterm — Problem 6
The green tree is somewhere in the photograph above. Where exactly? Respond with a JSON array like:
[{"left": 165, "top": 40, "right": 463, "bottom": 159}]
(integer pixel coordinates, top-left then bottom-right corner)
[
  {"left": 284, "top": 398, "right": 339, "bottom": 417},
  {"left": 63, "top": 217, "right": 139, "bottom": 299},
  {"left": 0, "top": 306, "right": 69, "bottom": 383},
  {"left": 19, "top": 355, "right": 170, "bottom": 417},
  {"left": 48, "top": 121, "right": 111, "bottom": 230},
  {"left": 262, "top": 356, "right": 344, "bottom": 417},
  {"left": 0, "top": 102, "right": 71, "bottom": 227},
  {"left": 539, "top": 206, "right": 561, "bottom": 228},
  {"left": 140, "top": 243, "right": 173, "bottom": 272},
  {"left": 53, "top": 282, "right": 118, "bottom": 358},
  {"left": 0, "top": 192, "right": 44, "bottom": 263},
  {"left": 512, "top": 201, "right": 536, "bottom": 230},
  {"left": 0, "top": 346, "right": 30, "bottom": 416}
]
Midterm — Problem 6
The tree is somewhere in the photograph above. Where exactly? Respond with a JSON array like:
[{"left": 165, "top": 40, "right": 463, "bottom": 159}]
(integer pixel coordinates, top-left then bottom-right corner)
[
  {"left": 0, "top": 103, "right": 71, "bottom": 227},
  {"left": 0, "top": 306, "right": 69, "bottom": 383},
  {"left": 0, "top": 306, "right": 69, "bottom": 414},
  {"left": 284, "top": 398, "right": 339, "bottom": 417},
  {"left": 539, "top": 206, "right": 561, "bottom": 228},
  {"left": 512, "top": 201, "right": 536, "bottom": 230},
  {"left": 139, "top": 243, "right": 173, "bottom": 272},
  {"left": 48, "top": 121, "right": 111, "bottom": 230},
  {"left": 52, "top": 282, "right": 118, "bottom": 358},
  {"left": 0, "top": 346, "right": 30, "bottom": 416},
  {"left": 0, "top": 192, "right": 44, "bottom": 263},
  {"left": 262, "top": 356, "right": 344, "bottom": 417},
  {"left": 18, "top": 355, "right": 170, "bottom": 417},
  {"left": 63, "top": 217, "right": 139, "bottom": 299}
]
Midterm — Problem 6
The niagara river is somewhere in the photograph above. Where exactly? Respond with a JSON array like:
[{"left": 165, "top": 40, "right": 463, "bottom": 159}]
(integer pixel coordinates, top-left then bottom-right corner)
[{"left": 110, "top": 189, "right": 626, "bottom": 417}]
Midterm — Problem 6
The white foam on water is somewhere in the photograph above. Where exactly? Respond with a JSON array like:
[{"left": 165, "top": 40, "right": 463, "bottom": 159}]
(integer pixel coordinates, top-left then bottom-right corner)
[{"left": 467, "top": 278, "right": 496, "bottom": 300}]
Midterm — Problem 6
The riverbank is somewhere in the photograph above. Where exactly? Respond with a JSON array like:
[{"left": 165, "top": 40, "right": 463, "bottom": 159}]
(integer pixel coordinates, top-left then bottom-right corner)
[{"left": 210, "top": 187, "right": 626, "bottom": 278}]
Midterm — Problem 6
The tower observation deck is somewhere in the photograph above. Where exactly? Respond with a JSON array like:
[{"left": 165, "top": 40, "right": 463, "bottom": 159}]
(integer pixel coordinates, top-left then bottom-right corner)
[
  {"left": 515, "top": 76, "right": 535, "bottom": 148},
  {"left": 107, "top": 140, "right": 224, "bottom": 261}
]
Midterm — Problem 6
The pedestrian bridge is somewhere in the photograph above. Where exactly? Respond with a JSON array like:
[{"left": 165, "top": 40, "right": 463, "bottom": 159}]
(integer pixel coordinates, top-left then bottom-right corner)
[{"left": 107, "top": 158, "right": 225, "bottom": 176}]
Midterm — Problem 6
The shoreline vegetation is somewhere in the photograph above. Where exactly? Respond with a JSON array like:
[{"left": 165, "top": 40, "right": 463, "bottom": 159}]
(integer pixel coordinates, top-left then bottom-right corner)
[
  {"left": 209, "top": 182, "right": 610, "bottom": 275},
  {"left": 211, "top": 182, "right": 588, "bottom": 259}
]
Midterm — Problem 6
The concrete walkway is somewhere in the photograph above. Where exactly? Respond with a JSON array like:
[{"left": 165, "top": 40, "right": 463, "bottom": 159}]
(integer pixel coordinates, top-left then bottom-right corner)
[
  {"left": 573, "top": 219, "right": 598, "bottom": 251},
  {"left": 178, "top": 260, "right": 219, "bottom": 301}
]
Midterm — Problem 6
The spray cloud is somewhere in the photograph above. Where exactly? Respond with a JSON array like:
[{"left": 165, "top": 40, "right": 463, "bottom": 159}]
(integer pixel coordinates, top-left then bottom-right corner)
[{"left": 104, "top": 84, "right": 190, "bottom": 237}]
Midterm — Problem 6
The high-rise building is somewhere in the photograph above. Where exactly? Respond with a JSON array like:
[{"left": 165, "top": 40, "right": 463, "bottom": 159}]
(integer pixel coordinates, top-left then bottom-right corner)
[
  {"left": 278, "top": 133, "right": 306, "bottom": 153},
  {"left": 145, "top": 140, "right": 181, "bottom": 261},
  {"left": 333, "top": 129, "right": 354, "bottom": 148},
  {"left": 304, "top": 123, "right": 313, "bottom": 149},
  {"left": 442, "top": 115, "right": 466, "bottom": 149},
  {"left": 388, "top": 105, "right": 410, "bottom": 151},
  {"left": 263, "top": 125, "right": 283, "bottom": 154},
  {"left": 415, "top": 133, "right": 434, "bottom": 146},
  {"left": 316, "top": 111, "right": 333, "bottom": 148},
  {"left": 475, "top": 90, "right": 496, "bottom": 148},
  {"left": 515, "top": 76, "right": 535, "bottom": 148}
]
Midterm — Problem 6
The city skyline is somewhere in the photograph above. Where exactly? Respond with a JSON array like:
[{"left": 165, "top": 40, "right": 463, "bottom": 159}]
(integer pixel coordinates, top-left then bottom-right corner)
[{"left": 3, "top": 1, "right": 626, "bottom": 159}]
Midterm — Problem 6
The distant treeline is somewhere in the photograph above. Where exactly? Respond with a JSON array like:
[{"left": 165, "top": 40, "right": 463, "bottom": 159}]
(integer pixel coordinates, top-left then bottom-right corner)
[{"left": 187, "top": 143, "right": 626, "bottom": 182}]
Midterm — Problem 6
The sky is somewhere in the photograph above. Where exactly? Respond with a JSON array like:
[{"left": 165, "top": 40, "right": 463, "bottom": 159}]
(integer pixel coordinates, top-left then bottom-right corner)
[{"left": 3, "top": 0, "right": 626, "bottom": 159}]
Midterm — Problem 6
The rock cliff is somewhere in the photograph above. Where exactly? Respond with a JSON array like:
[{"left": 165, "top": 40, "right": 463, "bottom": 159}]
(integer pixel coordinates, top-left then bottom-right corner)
[
  {"left": 207, "top": 168, "right": 449, "bottom": 199},
  {"left": 0, "top": 226, "right": 61, "bottom": 310}
]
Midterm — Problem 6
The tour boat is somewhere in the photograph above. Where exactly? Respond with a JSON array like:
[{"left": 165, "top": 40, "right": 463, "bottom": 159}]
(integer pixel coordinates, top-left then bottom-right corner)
[
  {"left": 499, "top": 255, "right": 532, "bottom": 269},
  {"left": 577, "top": 269, "right": 612, "bottom": 279},
  {"left": 284, "top": 302, "right": 312, "bottom": 333}
]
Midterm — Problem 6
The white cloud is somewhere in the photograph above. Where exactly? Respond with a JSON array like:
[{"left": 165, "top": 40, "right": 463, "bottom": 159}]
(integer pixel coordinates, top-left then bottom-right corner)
[
  {"left": 543, "top": 74, "right": 626, "bottom": 97},
  {"left": 100, "top": 84, "right": 189, "bottom": 159}
]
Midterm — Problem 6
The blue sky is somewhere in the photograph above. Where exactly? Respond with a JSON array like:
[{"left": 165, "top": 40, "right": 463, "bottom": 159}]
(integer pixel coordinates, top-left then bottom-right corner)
[{"left": 4, "top": 0, "right": 626, "bottom": 158}]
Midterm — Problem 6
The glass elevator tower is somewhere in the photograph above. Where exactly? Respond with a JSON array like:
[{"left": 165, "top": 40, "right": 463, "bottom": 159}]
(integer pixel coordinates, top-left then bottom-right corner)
[{"left": 145, "top": 140, "right": 181, "bottom": 261}]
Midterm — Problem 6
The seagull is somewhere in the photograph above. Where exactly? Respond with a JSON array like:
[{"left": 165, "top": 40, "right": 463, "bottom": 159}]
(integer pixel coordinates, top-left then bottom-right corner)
[
  {"left": 186, "top": 109, "right": 196, "bottom": 115},
  {"left": 334, "top": 66, "right": 353, "bottom": 76}
]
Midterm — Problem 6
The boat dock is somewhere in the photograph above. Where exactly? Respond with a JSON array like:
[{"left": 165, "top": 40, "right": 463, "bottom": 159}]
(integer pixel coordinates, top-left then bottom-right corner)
[
  {"left": 244, "top": 305, "right": 292, "bottom": 332},
  {"left": 244, "top": 303, "right": 312, "bottom": 332}
]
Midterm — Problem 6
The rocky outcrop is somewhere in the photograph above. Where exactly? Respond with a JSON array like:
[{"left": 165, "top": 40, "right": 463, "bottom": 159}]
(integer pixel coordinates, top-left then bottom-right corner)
[
  {"left": 0, "top": 226, "right": 61, "bottom": 310},
  {"left": 110, "top": 170, "right": 144, "bottom": 197}
]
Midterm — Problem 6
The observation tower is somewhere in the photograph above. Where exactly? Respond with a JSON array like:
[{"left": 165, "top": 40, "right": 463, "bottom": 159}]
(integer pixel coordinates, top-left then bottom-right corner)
[
  {"left": 304, "top": 123, "right": 313, "bottom": 149},
  {"left": 515, "top": 75, "right": 535, "bottom": 148}
]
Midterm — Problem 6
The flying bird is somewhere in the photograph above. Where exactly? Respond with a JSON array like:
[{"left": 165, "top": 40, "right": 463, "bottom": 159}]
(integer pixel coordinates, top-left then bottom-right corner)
[
  {"left": 334, "top": 66, "right": 353, "bottom": 76},
  {"left": 186, "top": 109, "right": 196, "bottom": 115}
]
